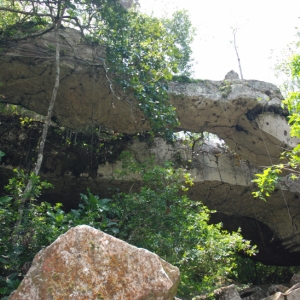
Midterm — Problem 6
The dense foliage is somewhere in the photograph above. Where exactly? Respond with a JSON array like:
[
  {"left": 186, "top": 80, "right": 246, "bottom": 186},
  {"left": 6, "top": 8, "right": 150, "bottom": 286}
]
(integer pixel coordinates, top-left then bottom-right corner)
[
  {"left": 234, "top": 257, "right": 300, "bottom": 286},
  {"left": 102, "top": 7, "right": 181, "bottom": 137},
  {"left": 0, "top": 2, "right": 195, "bottom": 238},
  {"left": 252, "top": 31, "right": 300, "bottom": 201},
  {"left": 0, "top": 151, "right": 256, "bottom": 299},
  {"left": 0, "top": 0, "right": 195, "bottom": 137},
  {"left": 2, "top": 1, "right": 299, "bottom": 298},
  {"left": 0, "top": 7, "right": 198, "bottom": 298}
]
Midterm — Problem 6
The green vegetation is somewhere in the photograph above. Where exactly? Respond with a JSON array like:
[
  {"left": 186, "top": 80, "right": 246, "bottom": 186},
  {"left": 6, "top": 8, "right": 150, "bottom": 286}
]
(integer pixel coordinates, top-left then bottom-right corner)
[
  {"left": 234, "top": 257, "right": 300, "bottom": 285},
  {"left": 1, "top": 0, "right": 299, "bottom": 299},
  {"left": 172, "top": 75, "right": 204, "bottom": 83},
  {"left": 0, "top": 4, "right": 197, "bottom": 289},
  {"left": 0, "top": 1, "right": 195, "bottom": 137},
  {"left": 0, "top": 151, "right": 257, "bottom": 299},
  {"left": 219, "top": 80, "right": 232, "bottom": 98},
  {"left": 102, "top": 7, "right": 183, "bottom": 137},
  {"left": 162, "top": 10, "right": 195, "bottom": 77},
  {"left": 252, "top": 30, "right": 300, "bottom": 201}
]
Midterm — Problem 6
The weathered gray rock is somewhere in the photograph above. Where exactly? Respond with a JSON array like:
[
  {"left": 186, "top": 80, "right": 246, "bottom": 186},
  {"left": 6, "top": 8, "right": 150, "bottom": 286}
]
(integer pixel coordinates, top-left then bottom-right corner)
[
  {"left": 1, "top": 28, "right": 300, "bottom": 264},
  {"left": 290, "top": 274, "right": 300, "bottom": 286},
  {"left": 169, "top": 80, "right": 297, "bottom": 167},
  {"left": 1, "top": 115, "right": 300, "bottom": 264},
  {"left": 214, "top": 284, "right": 241, "bottom": 300},
  {"left": 239, "top": 286, "right": 266, "bottom": 299},
  {"left": 262, "top": 286, "right": 300, "bottom": 300},
  {"left": 9, "top": 225, "right": 180, "bottom": 300},
  {"left": 268, "top": 285, "right": 289, "bottom": 295},
  {"left": 224, "top": 70, "right": 239, "bottom": 80},
  {"left": 0, "top": 28, "right": 298, "bottom": 167}
]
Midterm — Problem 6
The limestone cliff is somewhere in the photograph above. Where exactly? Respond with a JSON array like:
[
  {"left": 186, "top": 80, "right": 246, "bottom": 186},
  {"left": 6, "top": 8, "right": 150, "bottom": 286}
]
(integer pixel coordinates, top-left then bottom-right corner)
[
  {"left": 1, "top": 28, "right": 300, "bottom": 265},
  {"left": 0, "top": 28, "right": 297, "bottom": 167}
]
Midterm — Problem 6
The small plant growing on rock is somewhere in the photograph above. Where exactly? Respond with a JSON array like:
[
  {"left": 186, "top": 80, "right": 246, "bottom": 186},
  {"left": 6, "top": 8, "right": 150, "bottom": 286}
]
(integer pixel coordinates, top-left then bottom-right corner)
[{"left": 220, "top": 80, "right": 232, "bottom": 98}]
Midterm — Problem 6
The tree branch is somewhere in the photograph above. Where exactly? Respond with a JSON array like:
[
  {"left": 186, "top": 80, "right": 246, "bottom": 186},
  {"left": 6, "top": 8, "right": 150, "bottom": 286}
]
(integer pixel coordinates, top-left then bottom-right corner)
[
  {"left": 0, "top": 6, "right": 53, "bottom": 17},
  {"left": 233, "top": 28, "right": 244, "bottom": 80},
  {"left": 12, "top": 8, "right": 66, "bottom": 247},
  {"left": 2, "top": 25, "right": 54, "bottom": 42}
]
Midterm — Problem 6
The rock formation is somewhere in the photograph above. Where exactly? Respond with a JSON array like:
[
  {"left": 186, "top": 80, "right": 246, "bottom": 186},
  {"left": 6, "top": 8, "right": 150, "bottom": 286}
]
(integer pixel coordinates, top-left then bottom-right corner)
[
  {"left": 211, "top": 281, "right": 300, "bottom": 300},
  {"left": 262, "top": 284, "right": 300, "bottom": 300},
  {"left": 96, "top": 137, "right": 300, "bottom": 263},
  {"left": 214, "top": 284, "right": 242, "bottom": 300},
  {"left": 0, "top": 28, "right": 297, "bottom": 167},
  {"left": 191, "top": 274, "right": 300, "bottom": 299},
  {"left": 0, "top": 117, "right": 299, "bottom": 265},
  {"left": 9, "top": 225, "right": 180, "bottom": 300},
  {"left": 1, "top": 28, "right": 300, "bottom": 265},
  {"left": 224, "top": 70, "right": 240, "bottom": 80}
]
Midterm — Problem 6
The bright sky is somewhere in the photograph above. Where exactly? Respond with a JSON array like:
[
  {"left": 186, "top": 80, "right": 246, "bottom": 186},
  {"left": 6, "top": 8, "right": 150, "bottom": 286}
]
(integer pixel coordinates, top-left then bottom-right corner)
[{"left": 139, "top": 0, "right": 300, "bottom": 85}]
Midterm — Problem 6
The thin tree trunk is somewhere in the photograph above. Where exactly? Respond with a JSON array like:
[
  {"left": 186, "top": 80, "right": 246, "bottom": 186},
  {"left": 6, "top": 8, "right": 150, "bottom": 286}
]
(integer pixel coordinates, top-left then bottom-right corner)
[
  {"left": 12, "top": 17, "right": 63, "bottom": 245},
  {"left": 233, "top": 28, "right": 244, "bottom": 80},
  {"left": 34, "top": 22, "right": 62, "bottom": 175}
]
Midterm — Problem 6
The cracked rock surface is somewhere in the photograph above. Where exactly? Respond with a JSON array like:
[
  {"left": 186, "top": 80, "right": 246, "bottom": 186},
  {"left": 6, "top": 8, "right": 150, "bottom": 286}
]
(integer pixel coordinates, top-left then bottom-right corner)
[
  {"left": 1, "top": 29, "right": 300, "bottom": 264},
  {"left": 0, "top": 28, "right": 298, "bottom": 167},
  {"left": 97, "top": 138, "right": 300, "bottom": 263},
  {"left": 9, "top": 225, "right": 180, "bottom": 300},
  {"left": 1, "top": 118, "right": 299, "bottom": 264}
]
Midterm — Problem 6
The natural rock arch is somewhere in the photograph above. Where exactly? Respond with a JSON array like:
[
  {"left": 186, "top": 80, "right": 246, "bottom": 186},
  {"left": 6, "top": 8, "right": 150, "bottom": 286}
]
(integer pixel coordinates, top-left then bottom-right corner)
[{"left": 1, "top": 28, "right": 300, "bottom": 264}]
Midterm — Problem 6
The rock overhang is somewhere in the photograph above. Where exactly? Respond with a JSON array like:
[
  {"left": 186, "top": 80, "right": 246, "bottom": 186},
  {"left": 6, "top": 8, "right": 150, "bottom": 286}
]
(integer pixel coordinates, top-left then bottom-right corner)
[
  {"left": 1, "top": 28, "right": 298, "bottom": 167},
  {"left": 1, "top": 28, "right": 300, "bottom": 264},
  {"left": 0, "top": 116, "right": 300, "bottom": 264}
]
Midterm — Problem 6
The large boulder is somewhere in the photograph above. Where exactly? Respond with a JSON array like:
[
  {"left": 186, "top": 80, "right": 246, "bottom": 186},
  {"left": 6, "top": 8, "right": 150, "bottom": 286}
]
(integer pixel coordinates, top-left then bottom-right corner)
[
  {"left": 290, "top": 274, "right": 300, "bottom": 286},
  {"left": 9, "top": 225, "right": 180, "bottom": 300},
  {"left": 262, "top": 285, "right": 300, "bottom": 300},
  {"left": 214, "top": 284, "right": 241, "bottom": 300}
]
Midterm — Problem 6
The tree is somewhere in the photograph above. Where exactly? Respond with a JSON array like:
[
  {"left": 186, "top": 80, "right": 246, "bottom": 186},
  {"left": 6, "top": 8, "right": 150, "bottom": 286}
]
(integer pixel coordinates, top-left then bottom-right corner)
[
  {"left": 0, "top": 0, "right": 67, "bottom": 243},
  {"left": 162, "top": 9, "right": 196, "bottom": 77},
  {"left": 111, "top": 153, "right": 256, "bottom": 298},
  {"left": 252, "top": 31, "right": 300, "bottom": 200},
  {"left": 231, "top": 28, "right": 243, "bottom": 80},
  {"left": 0, "top": 153, "right": 257, "bottom": 298},
  {"left": 0, "top": 0, "right": 195, "bottom": 240}
]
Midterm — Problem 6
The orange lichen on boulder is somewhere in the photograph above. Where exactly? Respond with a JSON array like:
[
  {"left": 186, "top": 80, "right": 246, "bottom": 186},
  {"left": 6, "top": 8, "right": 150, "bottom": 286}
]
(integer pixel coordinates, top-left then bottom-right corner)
[{"left": 9, "top": 225, "right": 180, "bottom": 300}]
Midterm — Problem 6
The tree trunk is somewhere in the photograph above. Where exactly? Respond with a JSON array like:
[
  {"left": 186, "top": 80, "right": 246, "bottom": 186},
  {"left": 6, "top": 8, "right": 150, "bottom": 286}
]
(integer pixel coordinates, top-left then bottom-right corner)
[
  {"left": 12, "top": 18, "right": 62, "bottom": 245},
  {"left": 233, "top": 29, "right": 244, "bottom": 80}
]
